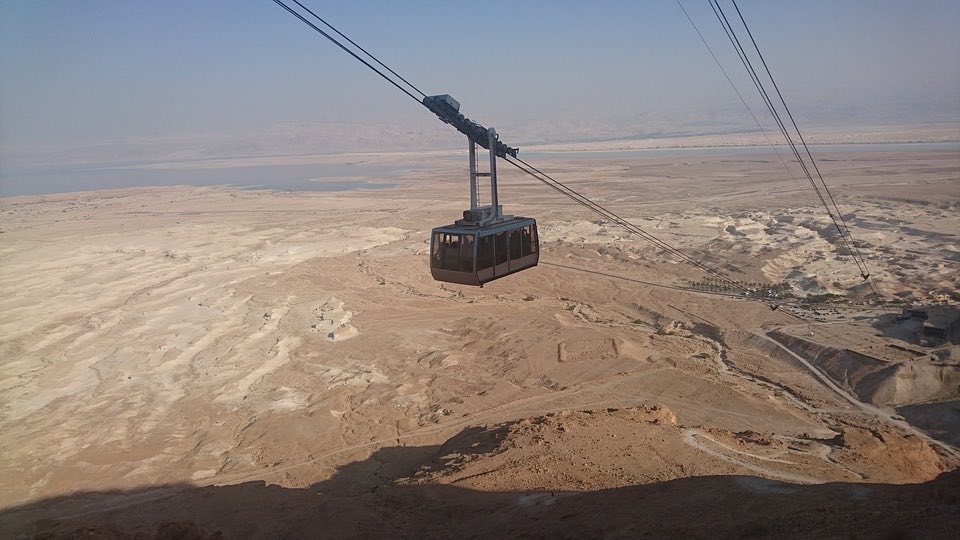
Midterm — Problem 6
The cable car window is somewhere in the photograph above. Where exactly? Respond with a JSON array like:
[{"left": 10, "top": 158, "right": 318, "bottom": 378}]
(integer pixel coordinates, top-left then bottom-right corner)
[
  {"left": 509, "top": 228, "right": 522, "bottom": 260},
  {"left": 442, "top": 233, "right": 461, "bottom": 271},
  {"left": 495, "top": 232, "right": 509, "bottom": 265},
  {"left": 477, "top": 235, "right": 494, "bottom": 270},
  {"left": 530, "top": 225, "right": 538, "bottom": 254},
  {"left": 461, "top": 234, "right": 475, "bottom": 271},
  {"left": 519, "top": 226, "right": 531, "bottom": 257}
]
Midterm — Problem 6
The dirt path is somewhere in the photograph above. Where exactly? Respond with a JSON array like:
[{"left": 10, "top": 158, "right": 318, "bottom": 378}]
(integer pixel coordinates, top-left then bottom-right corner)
[
  {"left": 753, "top": 330, "right": 960, "bottom": 459},
  {"left": 682, "top": 428, "right": 822, "bottom": 484}
]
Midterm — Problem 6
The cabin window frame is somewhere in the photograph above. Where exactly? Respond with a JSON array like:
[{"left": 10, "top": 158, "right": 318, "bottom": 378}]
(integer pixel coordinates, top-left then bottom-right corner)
[
  {"left": 432, "top": 232, "right": 476, "bottom": 272},
  {"left": 494, "top": 231, "right": 509, "bottom": 266},
  {"left": 443, "top": 233, "right": 461, "bottom": 271},
  {"left": 509, "top": 228, "right": 522, "bottom": 260},
  {"left": 476, "top": 234, "right": 493, "bottom": 270},
  {"left": 431, "top": 232, "right": 443, "bottom": 267},
  {"left": 460, "top": 233, "right": 475, "bottom": 272}
]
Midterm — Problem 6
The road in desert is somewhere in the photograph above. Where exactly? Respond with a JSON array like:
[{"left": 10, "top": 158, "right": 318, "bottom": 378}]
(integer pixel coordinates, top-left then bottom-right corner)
[{"left": 1, "top": 148, "right": 958, "bottom": 537}]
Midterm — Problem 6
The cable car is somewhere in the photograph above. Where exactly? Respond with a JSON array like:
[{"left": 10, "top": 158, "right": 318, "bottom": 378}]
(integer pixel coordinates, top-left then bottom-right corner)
[
  {"left": 423, "top": 95, "right": 539, "bottom": 286},
  {"left": 431, "top": 216, "right": 538, "bottom": 286}
]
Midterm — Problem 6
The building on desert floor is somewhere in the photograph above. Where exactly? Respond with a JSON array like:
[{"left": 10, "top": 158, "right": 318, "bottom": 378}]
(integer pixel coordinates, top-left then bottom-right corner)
[{"left": 900, "top": 305, "right": 960, "bottom": 345}]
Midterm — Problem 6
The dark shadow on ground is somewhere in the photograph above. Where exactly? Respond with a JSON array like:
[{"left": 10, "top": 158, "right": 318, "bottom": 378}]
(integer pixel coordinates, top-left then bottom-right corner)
[
  {"left": 2, "top": 437, "right": 958, "bottom": 539},
  {"left": 897, "top": 400, "right": 960, "bottom": 447}
]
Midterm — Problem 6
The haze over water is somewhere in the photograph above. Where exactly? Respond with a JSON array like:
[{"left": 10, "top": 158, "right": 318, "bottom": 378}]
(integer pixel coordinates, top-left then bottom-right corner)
[
  {"left": 2, "top": 1, "right": 958, "bottom": 197},
  {"left": 3, "top": 142, "right": 956, "bottom": 197},
  {"left": 0, "top": 161, "right": 402, "bottom": 197}
]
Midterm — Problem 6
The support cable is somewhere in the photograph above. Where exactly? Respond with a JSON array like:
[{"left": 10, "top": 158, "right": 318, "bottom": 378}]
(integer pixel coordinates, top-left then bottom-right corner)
[
  {"left": 288, "top": 0, "right": 427, "bottom": 98},
  {"left": 720, "top": 0, "right": 886, "bottom": 307},
  {"left": 731, "top": 0, "right": 870, "bottom": 276},
  {"left": 709, "top": 0, "right": 842, "bottom": 244},
  {"left": 675, "top": 0, "right": 813, "bottom": 207},
  {"left": 710, "top": 0, "right": 871, "bottom": 282},
  {"left": 506, "top": 156, "right": 762, "bottom": 299},
  {"left": 270, "top": 0, "right": 424, "bottom": 105}
]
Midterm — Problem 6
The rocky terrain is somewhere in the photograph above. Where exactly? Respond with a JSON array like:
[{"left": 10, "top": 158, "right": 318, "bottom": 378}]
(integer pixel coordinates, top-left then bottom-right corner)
[{"left": 0, "top": 147, "right": 957, "bottom": 538}]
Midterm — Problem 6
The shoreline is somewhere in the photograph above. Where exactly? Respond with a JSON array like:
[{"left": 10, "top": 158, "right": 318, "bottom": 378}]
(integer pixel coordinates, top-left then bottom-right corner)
[{"left": 2, "top": 141, "right": 958, "bottom": 199}]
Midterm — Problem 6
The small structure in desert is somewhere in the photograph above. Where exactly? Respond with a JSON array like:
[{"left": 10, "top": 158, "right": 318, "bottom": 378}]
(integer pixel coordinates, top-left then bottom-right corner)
[{"left": 901, "top": 305, "right": 960, "bottom": 345}]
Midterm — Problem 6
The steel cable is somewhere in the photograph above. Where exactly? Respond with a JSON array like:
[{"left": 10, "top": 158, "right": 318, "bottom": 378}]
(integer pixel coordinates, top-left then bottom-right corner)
[
  {"left": 675, "top": 0, "right": 814, "bottom": 207},
  {"left": 505, "top": 156, "right": 759, "bottom": 298},
  {"left": 718, "top": 0, "right": 887, "bottom": 308},
  {"left": 730, "top": 0, "right": 871, "bottom": 275},
  {"left": 271, "top": 0, "right": 424, "bottom": 105},
  {"left": 288, "top": 0, "right": 427, "bottom": 98},
  {"left": 710, "top": 0, "right": 857, "bottom": 273}
]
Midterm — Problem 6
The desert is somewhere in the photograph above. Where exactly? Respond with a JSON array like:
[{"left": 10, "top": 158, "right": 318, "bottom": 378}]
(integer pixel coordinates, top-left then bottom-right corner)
[
  {"left": 3, "top": 0, "right": 960, "bottom": 536},
  {"left": 1, "top": 144, "right": 958, "bottom": 537}
]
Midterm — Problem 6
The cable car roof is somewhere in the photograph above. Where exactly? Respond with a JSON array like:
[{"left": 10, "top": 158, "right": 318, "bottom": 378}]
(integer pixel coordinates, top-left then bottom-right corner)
[{"left": 432, "top": 217, "right": 536, "bottom": 236}]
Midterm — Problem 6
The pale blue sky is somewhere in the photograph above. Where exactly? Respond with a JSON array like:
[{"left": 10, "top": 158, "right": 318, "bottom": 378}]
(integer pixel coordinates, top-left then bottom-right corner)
[{"left": 2, "top": 0, "right": 958, "bottom": 151}]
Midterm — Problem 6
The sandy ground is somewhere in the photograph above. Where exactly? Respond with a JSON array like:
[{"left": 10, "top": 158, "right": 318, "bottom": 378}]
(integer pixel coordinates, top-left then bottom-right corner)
[
  {"left": 0, "top": 148, "right": 958, "bottom": 537},
  {"left": 523, "top": 123, "right": 960, "bottom": 152}
]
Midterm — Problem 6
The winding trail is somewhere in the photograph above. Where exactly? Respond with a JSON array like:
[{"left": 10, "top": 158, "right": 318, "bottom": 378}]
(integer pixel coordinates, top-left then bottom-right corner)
[
  {"left": 753, "top": 330, "right": 960, "bottom": 459},
  {"left": 682, "top": 428, "right": 820, "bottom": 484}
]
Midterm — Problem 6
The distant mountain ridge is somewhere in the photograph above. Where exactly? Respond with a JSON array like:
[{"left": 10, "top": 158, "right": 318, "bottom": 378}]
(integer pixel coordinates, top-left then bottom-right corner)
[{"left": 3, "top": 107, "right": 958, "bottom": 169}]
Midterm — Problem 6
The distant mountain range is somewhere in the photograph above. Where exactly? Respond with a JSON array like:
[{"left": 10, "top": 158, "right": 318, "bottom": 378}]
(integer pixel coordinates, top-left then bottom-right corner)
[{"left": 3, "top": 102, "right": 957, "bottom": 169}]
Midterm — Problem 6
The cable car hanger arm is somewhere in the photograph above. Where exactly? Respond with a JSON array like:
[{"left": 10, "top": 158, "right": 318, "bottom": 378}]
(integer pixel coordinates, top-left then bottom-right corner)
[{"left": 422, "top": 95, "right": 518, "bottom": 158}]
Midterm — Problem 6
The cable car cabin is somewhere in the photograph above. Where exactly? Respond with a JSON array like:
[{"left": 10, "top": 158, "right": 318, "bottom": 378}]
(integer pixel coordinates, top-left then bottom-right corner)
[{"left": 430, "top": 218, "right": 538, "bottom": 286}]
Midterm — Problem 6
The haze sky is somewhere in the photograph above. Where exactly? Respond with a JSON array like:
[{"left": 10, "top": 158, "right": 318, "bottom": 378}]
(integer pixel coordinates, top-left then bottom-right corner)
[{"left": 1, "top": 0, "right": 958, "bottom": 160}]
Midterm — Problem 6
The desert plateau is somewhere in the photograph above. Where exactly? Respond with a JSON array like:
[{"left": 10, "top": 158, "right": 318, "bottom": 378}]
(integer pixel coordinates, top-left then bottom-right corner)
[
  {"left": 1, "top": 145, "right": 958, "bottom": 538},
  {"left": 3, "top": 0, "right": 960, "bottom": 536}
]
